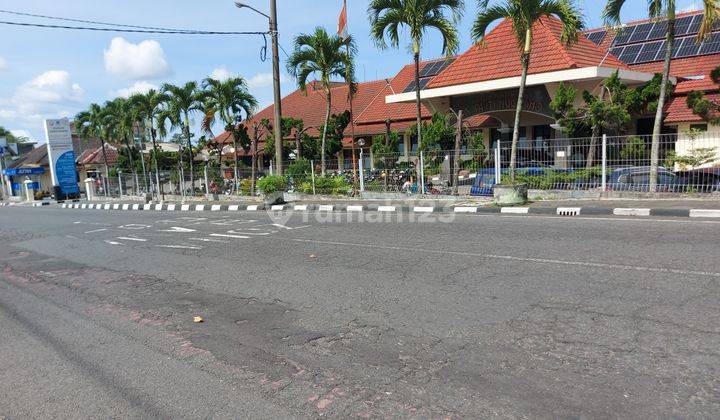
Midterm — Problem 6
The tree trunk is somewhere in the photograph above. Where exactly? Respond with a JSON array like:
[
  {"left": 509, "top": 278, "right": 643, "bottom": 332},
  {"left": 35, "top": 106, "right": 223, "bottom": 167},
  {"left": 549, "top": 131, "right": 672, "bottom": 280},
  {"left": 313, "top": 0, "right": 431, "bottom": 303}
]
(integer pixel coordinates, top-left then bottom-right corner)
[
  {"left": 453, "top": 110, "right": 464, "bottom": 194},
  {"left": 184, "top": 112, "right": 195, "bottom": 195},
  {"left": 413, "top": 47, "right": 422, "bottom": 151},
  {"left": 150, "top": 127, "right": 164, "bottom": 201},
  {"left": 137, "top": 123, "right": 149, "bottom": 195},
  {"left": 650, "top": 17, "right": 675, "bottom": 192},
  {"left": 233, "top": 137, "right": 239, "bottom": 195},
  {"left": 320, "top": 91, "right": 332, "bottom": 176},
  {"left": 124, "top": 134, "right": 139, "bottom": 194},
  {"left": 295, "top": 130, "right": 302, "bottom": 161},
  {"left": 251, "top": 124, "right": 258, "bottom": 196},
  {"left": 99, "top": 138, "right": 110, "bottom": 198},
  {"left": 586, "top": 123, "right": 601, "bottom": 169},
  {"left": 510, "top": 30, "right": 532, "bottom": 184}
]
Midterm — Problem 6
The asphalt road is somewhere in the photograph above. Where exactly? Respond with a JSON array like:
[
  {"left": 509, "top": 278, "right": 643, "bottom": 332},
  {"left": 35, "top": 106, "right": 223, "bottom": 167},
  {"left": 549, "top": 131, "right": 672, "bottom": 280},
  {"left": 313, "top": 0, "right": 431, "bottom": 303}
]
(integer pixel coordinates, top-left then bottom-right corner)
[{"left": 1, "top": 206, "right": 719, "bottom": 418}]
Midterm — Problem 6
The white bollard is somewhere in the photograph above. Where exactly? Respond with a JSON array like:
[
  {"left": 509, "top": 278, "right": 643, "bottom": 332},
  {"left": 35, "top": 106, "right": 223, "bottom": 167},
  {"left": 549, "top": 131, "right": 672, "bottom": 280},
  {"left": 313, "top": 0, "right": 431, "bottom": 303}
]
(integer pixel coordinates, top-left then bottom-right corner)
[
  {"left": 84, "top": 178, "right": 95, "bottom": 201},
  {"left": 23, "top": 179, "right": 36, "bottom": 202}
]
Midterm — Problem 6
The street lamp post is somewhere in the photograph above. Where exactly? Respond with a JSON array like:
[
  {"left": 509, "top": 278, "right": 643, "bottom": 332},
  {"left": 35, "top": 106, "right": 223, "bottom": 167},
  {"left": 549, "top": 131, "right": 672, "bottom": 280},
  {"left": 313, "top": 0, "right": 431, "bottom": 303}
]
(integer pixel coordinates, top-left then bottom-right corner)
[{"left": 235, "top": 0, "right": 283, "bottom": 176}]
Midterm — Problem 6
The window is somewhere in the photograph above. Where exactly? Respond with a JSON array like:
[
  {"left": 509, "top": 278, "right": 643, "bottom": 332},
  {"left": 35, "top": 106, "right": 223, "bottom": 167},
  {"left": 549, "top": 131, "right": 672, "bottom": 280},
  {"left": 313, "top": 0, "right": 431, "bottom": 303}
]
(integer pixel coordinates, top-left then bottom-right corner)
[{"left": 690, "top": 124, "right": 708, "bottom": 132}]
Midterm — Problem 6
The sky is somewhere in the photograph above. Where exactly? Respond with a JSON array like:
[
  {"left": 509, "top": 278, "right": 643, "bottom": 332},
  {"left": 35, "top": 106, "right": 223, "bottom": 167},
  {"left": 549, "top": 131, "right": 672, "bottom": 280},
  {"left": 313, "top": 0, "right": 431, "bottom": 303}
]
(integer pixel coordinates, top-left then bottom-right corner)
[{"left": 0, "top": 0, "right": 704, "bottom": 143}]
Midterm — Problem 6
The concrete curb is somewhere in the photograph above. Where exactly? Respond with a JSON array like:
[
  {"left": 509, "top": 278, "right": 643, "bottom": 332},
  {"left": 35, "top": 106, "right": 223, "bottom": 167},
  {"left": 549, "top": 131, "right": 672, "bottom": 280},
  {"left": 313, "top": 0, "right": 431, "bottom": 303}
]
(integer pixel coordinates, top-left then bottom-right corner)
[{"left": 46, "top": 201, "right": 720, "bottom": 218}]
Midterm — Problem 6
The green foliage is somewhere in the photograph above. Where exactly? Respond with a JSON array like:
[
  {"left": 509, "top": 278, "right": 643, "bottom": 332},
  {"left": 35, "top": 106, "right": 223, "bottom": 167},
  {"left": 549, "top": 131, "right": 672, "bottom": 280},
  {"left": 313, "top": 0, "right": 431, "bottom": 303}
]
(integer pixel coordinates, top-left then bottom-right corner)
[
  {"left": 687, "top": 90, "right": 720, "bottom": 125},
  {"left": 318, "top": 110, "right": 352, "bottom": 158},
  {"left": 299, "top": 175, "right": 351, "bottom": 195},
  {"left": 239, "top": 178, "right": 253, "bottom": 195},
  {"left": 285, "top": 158, "right": 312, "bottom": 184},
  {"left": 664, "top": 131, "right": 717, "bottom": 169},
  {"left": 371, "top": 131, "right": 400, "bottom": 168},
  {"left": 417, "top": 113, "right": 455, "bottom": 151},
  {"left": 500, "top": 167, "right": 603, "bottom": 189},
  {"left": 620, "top": 137, "right": 647, "bottom": 163},
  {"left": 257, "top": 175, "right": 288, "bottom": 194}
]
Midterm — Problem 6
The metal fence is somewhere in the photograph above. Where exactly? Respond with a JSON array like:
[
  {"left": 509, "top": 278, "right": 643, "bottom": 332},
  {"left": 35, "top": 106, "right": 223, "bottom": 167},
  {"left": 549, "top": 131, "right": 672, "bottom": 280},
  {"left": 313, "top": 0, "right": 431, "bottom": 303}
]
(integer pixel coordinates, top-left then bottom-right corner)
[{"left": 86, "top": 132, "right": 720, "bottom": 199}]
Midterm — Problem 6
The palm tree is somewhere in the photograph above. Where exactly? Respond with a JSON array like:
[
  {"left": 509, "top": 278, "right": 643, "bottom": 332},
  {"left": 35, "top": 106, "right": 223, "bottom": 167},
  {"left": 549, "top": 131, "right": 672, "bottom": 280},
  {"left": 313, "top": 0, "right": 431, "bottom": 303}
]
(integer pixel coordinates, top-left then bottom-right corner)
[
  {"left": 286, "top": 27, "right": 355, "bottom": 175},
  {"left": 130, "top": 89, "right": 169, "bottom": 200},
  {"left": 472, "top": 0, "right": 583, "bottom": 183},
  {"left": 75, "top": 103, "right": 111, "bottom": 196},
  {"left": 103, "top": 97, "right": 140, "bottom": 193},
  {"left": 201, "top": 77, "right": 258, "bottom": 194},
  {"left": 161, "top": 82, "right": 204, "bottom": 193},
  {"left": 603, "top": 2, "right": 718, "bottom": 192},
  {"left": 369, "top": 0, "right": 464, "bottom": 152}
]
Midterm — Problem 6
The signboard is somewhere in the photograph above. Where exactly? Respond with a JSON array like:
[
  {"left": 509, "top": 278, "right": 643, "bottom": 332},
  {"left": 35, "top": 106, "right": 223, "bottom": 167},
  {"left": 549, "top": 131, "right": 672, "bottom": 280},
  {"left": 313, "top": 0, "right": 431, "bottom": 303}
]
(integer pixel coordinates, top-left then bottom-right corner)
[
  {"left": 44, "top": 118, "right": 79, "bottom": 195},
  {"left": 450, "top": 86, "right": 554, "bottom": 120},
  {"left": 3, "top": 167, "right": 45, "bottom": 176},
  {"left": 12, "top": 182, "right": 40, "bottom": 191}
]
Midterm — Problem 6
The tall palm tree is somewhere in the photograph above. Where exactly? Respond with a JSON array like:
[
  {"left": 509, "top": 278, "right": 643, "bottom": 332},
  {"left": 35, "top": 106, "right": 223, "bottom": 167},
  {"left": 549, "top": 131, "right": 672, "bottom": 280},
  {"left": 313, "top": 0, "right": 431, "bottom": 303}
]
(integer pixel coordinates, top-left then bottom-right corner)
[
  {"left": 603, "top": 2, "right": 718, "bottom": 192},
  {"left": 103, "top": 97, "right": 140, "bottom": 193},
  {"left": 130, "top": 89, "right": 170, "bottom": 200},
  {"left": 369, "top": 0, "right": 464, "bottom": 151},
  {"left": 286, "top": 27, "right": 355, "bottom": 174},
  {"left": 75, "top": 103, "right": 111, "bottom": 196},
  {"left": 161, "top": 82, "right": 204, "bottom": 193},
  {"left": 201, "top": 77, "right": 258, "bottom": 194},
  {"left": 473, "top": 0, "right": 583, "bottom": 183}
]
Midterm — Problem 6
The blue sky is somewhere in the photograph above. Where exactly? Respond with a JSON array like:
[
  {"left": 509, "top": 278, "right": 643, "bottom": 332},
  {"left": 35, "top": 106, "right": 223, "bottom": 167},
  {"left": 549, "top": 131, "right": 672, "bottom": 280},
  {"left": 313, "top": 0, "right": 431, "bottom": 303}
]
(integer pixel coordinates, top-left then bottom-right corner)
[{"left": 0, "top": 0, "right": 702, "bottom": 143}]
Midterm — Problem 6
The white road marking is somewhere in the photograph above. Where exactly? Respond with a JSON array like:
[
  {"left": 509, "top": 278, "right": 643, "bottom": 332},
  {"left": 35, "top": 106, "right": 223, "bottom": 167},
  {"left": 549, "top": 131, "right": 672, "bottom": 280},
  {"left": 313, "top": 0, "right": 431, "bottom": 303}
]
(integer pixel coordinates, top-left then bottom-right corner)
[
  {"left": 228, "top": 205, "right": 240, "bottom": 211},
  {"left": 272, "top": 223, "right": 293, "bottom": 230},
  {"left": 84, "top": 228, "right": 108, "bottom": 234},
  {"left": 155, "top": 204, "right": 163, "bottom": 211},
  {"left": 189, "top": 237, "right": 229, "bottom": 243},
  {"left": 347, "top": 205, "right": 364, "bottom": 212},
  {"left": 122, "top": 204, "right": 130, "bottom": 210},
  {"left": 318, "top": 205, "right": 334, "bottom": 211},
  {"left": 155, "top": 244, "right": 202, "bottom": 250},
  {"left": 195, "top": 205, "right": 206, "bottom": 211},
  {"left": 117, "top": 236, "right": 148, "bottom": 242},
  {"left": 271, "top": 205, "right": 285, "bottom": 211},
  {"left": 210, "top": 233, "right": 250, "bottom": 239},
  {"left": 167, "top": 204, "right": 176, "bottom": 211},
  {"left": 689, "top": 209, "right": 720, "bottom": 218},
  {"left": 454, "top": 207, "right": 478, "bottom": 213},
  {"left": 279, "top": 237, "right": 720, "bottom": 278},
  {"left": 226, "top": 230, "right": 271, "bottom": 236},
  {"left": 132, "top": 204, "right": 140, "bottom": 210},
  {"left": 294, "top": 205, "right": 308, "bottom": 211},
  {"left": 247, "top": 205, "right": 259, "bottom": 211},
  {"left": 413, "top": 207, "right": 434, "bottom": 213},
  {"left": 104, "top": 240, "right": 124, "bottom": 246},
  {"left": 118, "top": 224, "right": 151, "bottom": 230},
  {"left": 211, "top": 205, "right": 222, "bottom": 211},
  {"left": 158, "top": 226, "right": 197, "bottom": 233},
  {"left": 613, "top": 208, "right": 651, "bottom": 216},
  {"left": 143, "top": 204, "right": 152, "bottom": 210},
  {"left": 181, "top": 204, "right": 190, "bottom": 211},
  {"left": 501, "top": 207, "right": 530, "bottom": 214}
]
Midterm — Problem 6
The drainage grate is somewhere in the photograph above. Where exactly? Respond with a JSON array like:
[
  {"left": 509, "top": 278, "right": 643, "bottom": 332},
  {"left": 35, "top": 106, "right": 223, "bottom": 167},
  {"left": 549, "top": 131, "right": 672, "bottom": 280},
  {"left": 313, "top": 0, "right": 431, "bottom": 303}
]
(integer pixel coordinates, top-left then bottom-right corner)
[{"left": 556, "top": 207, "right": 581, "bottom": 216}]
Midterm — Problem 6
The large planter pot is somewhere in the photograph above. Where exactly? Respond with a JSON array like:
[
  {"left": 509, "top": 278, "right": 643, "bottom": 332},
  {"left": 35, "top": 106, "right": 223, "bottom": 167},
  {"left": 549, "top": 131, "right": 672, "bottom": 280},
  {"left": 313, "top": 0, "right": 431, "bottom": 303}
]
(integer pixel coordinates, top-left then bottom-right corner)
[
  {"left": 493, "top": 183, "right": 528, "bottom": 205},
  {"left": 263, "top": 191, "right": 285, "bottom": 206}
]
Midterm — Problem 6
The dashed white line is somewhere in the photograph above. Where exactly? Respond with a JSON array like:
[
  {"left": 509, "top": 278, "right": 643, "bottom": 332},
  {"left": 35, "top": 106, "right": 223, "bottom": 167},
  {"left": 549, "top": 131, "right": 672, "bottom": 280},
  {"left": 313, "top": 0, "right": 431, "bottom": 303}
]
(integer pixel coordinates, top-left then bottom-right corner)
[
  {"left": 189, "top": 237, "right": 229, "bottom": 243},
  {"left": 104, "top": 240, "right": 124, "bottom": 246},
  {"left": 210, "top": 233, "right": 250, "bottom": 239},
  {"left": 116, "top": 236, "right": 148, "bottom": 242},
  {"left": 158, "top": 227, "right": 197, "bottom": 233},
  {"left": 84, "top": 228, "right": 108, "bottom": 234},
  {"left": 155, "top": 244, "right": 202, "bottom": 250}
]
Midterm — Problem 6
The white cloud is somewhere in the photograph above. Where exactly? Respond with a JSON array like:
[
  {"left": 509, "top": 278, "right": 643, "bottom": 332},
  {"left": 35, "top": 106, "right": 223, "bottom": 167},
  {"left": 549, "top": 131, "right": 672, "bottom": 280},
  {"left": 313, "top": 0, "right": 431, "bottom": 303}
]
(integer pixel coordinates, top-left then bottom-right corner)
[
  {"left": 247, "top": 72, "right": 288, "bottom": 89},
  {"left": 104, "top": 37, "right": 170, "bottom": 80},
  {"left": 210, "top": 66, "right": 233, "bottom": 81},
  {"left": 112, "top": 81, "right": 158, "bottom": 98},
  {"left": 0, "top": 56, "right": 7, "bottom": 71},
  {"left": 0, "top": 70, "right": 84, "bottom": 142}
]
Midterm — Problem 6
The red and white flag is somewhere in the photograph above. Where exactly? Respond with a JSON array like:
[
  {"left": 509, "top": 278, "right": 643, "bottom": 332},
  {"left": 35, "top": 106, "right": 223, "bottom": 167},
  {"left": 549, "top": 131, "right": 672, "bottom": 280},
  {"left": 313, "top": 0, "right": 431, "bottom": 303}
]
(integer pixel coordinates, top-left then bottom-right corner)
[{"left": 337, "top": 0, "right": 349, "bottom": 39}]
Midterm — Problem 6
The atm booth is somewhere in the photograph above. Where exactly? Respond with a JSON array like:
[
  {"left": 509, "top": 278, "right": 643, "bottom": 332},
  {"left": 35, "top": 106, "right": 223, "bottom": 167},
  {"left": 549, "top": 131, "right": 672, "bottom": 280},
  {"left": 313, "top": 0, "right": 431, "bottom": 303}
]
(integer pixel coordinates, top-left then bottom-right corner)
[{"left": 2, "top": 166, "right": 46, "bottom": 198}]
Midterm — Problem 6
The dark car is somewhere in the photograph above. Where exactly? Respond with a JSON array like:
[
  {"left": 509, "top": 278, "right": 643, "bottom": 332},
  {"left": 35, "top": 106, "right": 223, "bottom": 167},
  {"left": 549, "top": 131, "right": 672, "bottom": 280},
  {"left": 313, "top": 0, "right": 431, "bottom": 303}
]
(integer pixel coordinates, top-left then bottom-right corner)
[
  {"left": 606, "top": 166, "right": 683, "bottom": 192},
  {"left": 674, "top": 168, "right": 720, "bottom": 193}
]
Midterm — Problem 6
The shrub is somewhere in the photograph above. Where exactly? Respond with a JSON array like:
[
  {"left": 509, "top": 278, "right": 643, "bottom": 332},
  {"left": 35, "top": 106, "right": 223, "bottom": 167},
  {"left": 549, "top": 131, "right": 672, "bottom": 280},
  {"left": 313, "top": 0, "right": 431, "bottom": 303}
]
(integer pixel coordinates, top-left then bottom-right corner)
[
  {"left": 257, "top": 175, "right": 288, "bottom": 194},
  {"left": 239, "top": 178, "right": 253, "bottom": 195},
  {"left": 311, "top": 176, "right": 351, "bottom": 195},
  {"left": 286, "top": 158, "right": 312, "bottom": 184}
]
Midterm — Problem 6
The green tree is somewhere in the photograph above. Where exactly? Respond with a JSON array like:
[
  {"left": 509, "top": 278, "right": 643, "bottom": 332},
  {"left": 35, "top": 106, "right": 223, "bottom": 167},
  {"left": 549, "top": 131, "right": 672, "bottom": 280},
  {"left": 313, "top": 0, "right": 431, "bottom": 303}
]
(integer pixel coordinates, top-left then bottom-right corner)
[
  {"left": 201, "top": 76, "right": 258, "bottom": 194},
  {"left": 161, "top": 82, "right": 205, "bottom": 189},
  {"left": 130, "top": 89, "right": 170, "bottom": 198},
  {"left": 75, "top": 103, "right": 112, "bottom": 188},
  {"left": 286, "top": 27, "right": 355, "bottom": 174},
  {"left": 369, "top": 0, "right": 463, "bottom": 152},
  {"left": 686, "top": 65, "right": 720, "bottom": 125},
  {"left": 102, "top": 97, "right": 140, "bottom": 191},
  {"left": 603, "top": 2, "right": 718, "bottom": 191},
  {"left": 473, "top": 0, "right": 583, "bottom": 183}
]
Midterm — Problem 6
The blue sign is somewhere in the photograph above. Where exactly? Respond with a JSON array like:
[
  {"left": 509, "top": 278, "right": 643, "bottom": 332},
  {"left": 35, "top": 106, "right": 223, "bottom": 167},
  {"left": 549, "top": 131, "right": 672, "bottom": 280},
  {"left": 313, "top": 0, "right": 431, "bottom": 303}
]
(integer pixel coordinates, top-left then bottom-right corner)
[
  {"left": 3, "top": 167, "right": 45, "bottom": 176},
  {"left": 11, "top": 182, "right": 40, "bottom": 191},
  {"left": 55, "top": 151, "right": 79, "bottom": 195}
]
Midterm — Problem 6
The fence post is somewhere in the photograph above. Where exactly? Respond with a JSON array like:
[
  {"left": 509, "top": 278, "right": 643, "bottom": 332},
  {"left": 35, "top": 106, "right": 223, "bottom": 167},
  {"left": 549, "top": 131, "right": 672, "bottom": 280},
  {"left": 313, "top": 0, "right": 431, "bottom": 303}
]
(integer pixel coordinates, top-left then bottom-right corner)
[
  {"left": 494, "top": 142, "right": 501, "bottom": 185},
  {"left": 601, "top": 134, "right": 607, "bottom": 192},
  {"left": 358, "top": 151, "right": 365, "bottom": 192},
  {"left": 269, "top": 161, "right": 274, "bottom": 176},
  {"left": 311, "top": 159, "right": 316, "bottom": 195},
  {"left": 419, "top": 151, "right": 425, "bottom": 195},
  {"left": 204, "top": 164, "right": 210, "bottom": 197},
  {"left": 118, "top": 174, "right": 123, "bottom": 199}
]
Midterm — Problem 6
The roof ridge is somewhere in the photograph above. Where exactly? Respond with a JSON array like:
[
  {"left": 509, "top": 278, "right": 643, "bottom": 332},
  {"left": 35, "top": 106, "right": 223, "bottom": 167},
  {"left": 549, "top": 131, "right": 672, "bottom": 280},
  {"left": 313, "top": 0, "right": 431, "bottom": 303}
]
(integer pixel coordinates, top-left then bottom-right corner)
[
  {"left": 540, "top": 17, "right": 578, "bottom": 68},
  {"left": 352, "top": 80, "right": 393, "bottom": 123}
]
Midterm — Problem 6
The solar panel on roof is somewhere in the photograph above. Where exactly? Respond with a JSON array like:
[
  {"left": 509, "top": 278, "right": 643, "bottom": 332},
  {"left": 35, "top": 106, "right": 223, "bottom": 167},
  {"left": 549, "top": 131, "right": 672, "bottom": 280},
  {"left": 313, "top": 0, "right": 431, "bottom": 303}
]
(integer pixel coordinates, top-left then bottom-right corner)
[
  {"left": 647, "top": 20, "right": 668, "bottom": 41},
  {"left": 403, "top": 76, "right": 434, "bottom": 93},
  {"left": 586, "top": 30, "right": 606, "bottom": 45},
  {"left": 686, "top": 14, "right": 702, "bottom": 35},
  {"left": 418, "top": 78, "right": 432, "bottom": 90},
  {"left": 618, "top": 43, "right": 642, "bottom": 63},
  {"left": 608, "top": 46, "right": 624, "bottom": 59},
  {"left": 612, "top": 26, "right": 636, "bottom": 45},
  {"left": 627, "top": 22, "right": 654, "bottom": 43},
  {"left": 676, "top": 36, "right": 702, "bottom": 58},
  {"left": 635, "top": 40, "right": 664, "bottom": 63},
  {"left": 699, "top": 32, "right": 720, "bottom": 55},
  {"left": 673, "top": 15, "right": 695, "bottom": 36}
]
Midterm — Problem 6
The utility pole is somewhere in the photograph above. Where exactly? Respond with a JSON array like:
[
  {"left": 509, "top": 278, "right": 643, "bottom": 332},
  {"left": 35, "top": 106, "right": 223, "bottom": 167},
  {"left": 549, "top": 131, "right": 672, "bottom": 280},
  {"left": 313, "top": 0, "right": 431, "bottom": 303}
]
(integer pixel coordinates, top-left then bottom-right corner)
[{"left": 269, "top": 0, "right": 283, "bottom": 175}]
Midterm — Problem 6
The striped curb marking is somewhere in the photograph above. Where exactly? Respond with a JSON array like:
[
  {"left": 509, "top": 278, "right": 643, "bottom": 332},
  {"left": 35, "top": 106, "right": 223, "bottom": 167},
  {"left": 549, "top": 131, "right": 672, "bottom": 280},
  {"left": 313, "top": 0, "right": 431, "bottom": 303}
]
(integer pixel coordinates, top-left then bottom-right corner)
[
  {"left": 500, "top": 207, "right": 530, "bottom": 214},
  {"left": 689, "top": 209, "right": 720, "bottom": 218},
  {"left": 613, "top": 208, "right": 651, "bottom": 216},
  {"left": 556, "top": 207, "right": 582, "bottom": 216}
]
